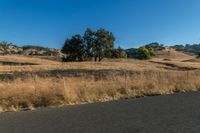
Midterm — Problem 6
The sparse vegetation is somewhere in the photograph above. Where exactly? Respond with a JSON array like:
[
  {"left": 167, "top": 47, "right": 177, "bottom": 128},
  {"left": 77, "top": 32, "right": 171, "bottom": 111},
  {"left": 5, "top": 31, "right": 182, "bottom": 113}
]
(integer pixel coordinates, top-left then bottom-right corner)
[
  {"left": 171, "top": 43, "right": 200, "bottom": 55},
  {"left": 126, "top": 46, "right": 155, "bottom": 60},
  {"left": 1, "top": 69, "right": 200, "bottom": 112},
  {"left": 0, "top": 41, "right": 62, "bottom": 56},
  {"left": 1, "top": 37, "right": 200, "bottom": 112},
  {"left": 0, "top": 52, "right": 199, "bottom": 112},
  {"left": 144, "top": 42, "right": 165, "bottom": 51},
  {"left": 0, "top": 41, "right": 17, "bottom": 48},
  {"left": 125, "top": 43, "right": 159, "bottom": 59}
]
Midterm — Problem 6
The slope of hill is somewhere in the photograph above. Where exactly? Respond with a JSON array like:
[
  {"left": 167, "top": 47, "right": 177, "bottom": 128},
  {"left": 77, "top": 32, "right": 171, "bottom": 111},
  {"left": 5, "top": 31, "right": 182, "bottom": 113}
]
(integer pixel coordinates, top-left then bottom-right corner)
[
  {"left": 0, "top": 42, "right": 63, "bottom": 57},
  {"left": 181, "top": 57, "right": 200, "bottom": 63},
  {"left": 1, "top": 54, "right": 200, "bottom": 112},
  {"left": 125, "top": 45, "right": 195, "bottom": 61},
  {"left": 155, "top": 47, "right": 195, "bottom": 61},
  {"left": 171, "top": 44, "right": 200, "bottom": 55}
]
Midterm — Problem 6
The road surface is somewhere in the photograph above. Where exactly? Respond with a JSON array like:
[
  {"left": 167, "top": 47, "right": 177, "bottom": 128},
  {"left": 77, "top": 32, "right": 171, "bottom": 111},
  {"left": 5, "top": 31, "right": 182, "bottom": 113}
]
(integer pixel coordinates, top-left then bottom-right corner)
[{"left": 1, "top": 92, "right": 200, "bottom": 133}]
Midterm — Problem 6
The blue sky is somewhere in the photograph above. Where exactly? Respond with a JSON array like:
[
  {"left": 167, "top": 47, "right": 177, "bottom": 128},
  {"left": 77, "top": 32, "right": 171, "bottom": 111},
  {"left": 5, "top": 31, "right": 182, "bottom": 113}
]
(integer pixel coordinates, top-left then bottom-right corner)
[{"left": 0, "top": 0, "right": 200, "bottom": 48}]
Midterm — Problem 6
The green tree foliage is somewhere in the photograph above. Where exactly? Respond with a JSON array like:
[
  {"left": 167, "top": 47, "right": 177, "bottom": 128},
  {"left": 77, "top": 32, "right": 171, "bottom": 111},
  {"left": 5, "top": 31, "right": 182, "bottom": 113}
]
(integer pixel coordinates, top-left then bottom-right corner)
[
  {"left": 62, "top": 28, "right": 115, "bottom": 62},
  {"left": 148, "top": 48, "right": 156, "bottom": 57},
  {"left": 125, "top": 48, "right": 138, "bottom": 58},
  {"left": 83, "top": 28, "right": 96, "bottom": 60},
  {"left": 83, "top": 28, "right": 115, "bottom": 61},
  {"left": 125, "top": 46, "right": 156, "bottom": 59},
  {"left": 111, "top": 46, "right": 127, "bottom": 58},
  {"left": 61, "top": 34, "right": 87, "bottom": 62},
  {"left": 95, "top": 28, "right": 115, "bottom": 61},
  {"left": 145, "top": 42, "right": 165, "bottom": 51},
  {"left": 22, "top": 45, "right": 48, "bottom": 51},
  {"left": 137, "top": 46, "right": 155, "bottom": 60},
  {"left": 171, "top": 45, "right": 185, "bottom": 51},
  {"left": 125, "top": 43, "right": 161, "bottom": 59}
]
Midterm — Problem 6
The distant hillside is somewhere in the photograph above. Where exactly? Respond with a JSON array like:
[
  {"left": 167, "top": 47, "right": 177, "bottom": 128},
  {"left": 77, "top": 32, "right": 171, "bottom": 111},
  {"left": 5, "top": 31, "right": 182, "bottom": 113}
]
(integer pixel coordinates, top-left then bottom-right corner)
[
  {"left": 0, "top": 41, "right": 63, "bottom": 57},
  {"left": 155, "top": 48, "right": 194, "bottom": 60},
  {"left": 171, "top": 44, "right": 200, "bottom": 55},
  {"left": 1, "top": 41, "right": 199, "bottom": 61},
  {"left": 125, "top": 48, "right": 138, "bottom": 58},
  {"left": 125, "top": 42, "right": 195, "bottom": 60},
  {"left": 125, "top": 42, "right": 165, "bottom": 58}
]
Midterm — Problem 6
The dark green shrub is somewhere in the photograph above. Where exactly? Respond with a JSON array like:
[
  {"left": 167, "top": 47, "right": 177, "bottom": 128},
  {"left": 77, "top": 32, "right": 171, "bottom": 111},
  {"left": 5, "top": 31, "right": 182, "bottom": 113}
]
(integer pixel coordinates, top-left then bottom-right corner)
[{"left": 137, "top": 46, "right": 155, "bottom": 60}]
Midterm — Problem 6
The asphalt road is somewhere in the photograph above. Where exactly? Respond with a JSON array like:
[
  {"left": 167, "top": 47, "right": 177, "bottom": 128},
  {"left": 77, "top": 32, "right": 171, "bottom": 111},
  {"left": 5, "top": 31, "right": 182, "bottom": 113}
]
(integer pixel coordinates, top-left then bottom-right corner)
[{"left": 1, "top": 92, "right": 200, "bottom": 133}]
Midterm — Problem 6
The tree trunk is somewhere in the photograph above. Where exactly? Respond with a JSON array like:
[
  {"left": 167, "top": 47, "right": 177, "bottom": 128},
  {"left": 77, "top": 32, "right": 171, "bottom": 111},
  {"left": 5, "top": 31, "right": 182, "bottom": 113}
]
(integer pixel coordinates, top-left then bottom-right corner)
[
  {"left": 98, "top": 56, "right": 103, "bottom": 62},
  {"left": 94, "top": 56, "right": 97, "bottom": 62}
]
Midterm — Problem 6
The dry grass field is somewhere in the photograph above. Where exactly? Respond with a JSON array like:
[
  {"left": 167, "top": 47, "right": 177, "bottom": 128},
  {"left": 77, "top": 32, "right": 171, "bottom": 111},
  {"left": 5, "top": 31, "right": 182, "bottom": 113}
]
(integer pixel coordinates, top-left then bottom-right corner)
[{"left": 0, "top": 51, "right": 200, "bottom": 112}]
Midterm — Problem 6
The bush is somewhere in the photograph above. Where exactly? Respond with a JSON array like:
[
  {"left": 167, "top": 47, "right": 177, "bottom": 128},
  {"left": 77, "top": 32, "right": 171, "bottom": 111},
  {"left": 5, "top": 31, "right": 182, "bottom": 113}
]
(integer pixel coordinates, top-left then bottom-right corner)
[
  {"left": 145, "top": 42, "right": 165, "bottom": 51},
  {"left": 137, "top": 46, "right": 155, "bottom": 60},
  {"left": 111, "top": 47, "right": 127, "bottom": 58}
]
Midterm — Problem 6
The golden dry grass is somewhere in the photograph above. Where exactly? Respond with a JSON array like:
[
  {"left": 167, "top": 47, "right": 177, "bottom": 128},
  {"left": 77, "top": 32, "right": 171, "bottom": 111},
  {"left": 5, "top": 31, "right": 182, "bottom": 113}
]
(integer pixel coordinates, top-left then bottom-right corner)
[
  {"left": 0, "top": 55, "right": 60, "bottom": 65},
  {"left": 156, "top": 48, "right": 195, "bottom": 61},
  {"left": 1, "top": 70, "right": 200, "bottom": 112},
  {"left": 0, "top": 55, "right": 200, "bottom": 112},
  {"left": 0, "top": 58, "right": 167, "bottom": 73},
  {"left": 0, "top": 54, "right": 199, "bottom": 73}
]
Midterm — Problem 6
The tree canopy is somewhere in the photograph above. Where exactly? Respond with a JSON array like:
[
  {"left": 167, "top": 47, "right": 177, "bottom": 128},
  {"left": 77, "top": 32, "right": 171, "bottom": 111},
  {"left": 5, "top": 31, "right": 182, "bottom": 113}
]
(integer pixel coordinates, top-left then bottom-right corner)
[
  {"left": 62, "top": 28, "right": 116, "bottom": 62},
  {"left": 61, "top": 34, "right": 87, "bottom": 61}
]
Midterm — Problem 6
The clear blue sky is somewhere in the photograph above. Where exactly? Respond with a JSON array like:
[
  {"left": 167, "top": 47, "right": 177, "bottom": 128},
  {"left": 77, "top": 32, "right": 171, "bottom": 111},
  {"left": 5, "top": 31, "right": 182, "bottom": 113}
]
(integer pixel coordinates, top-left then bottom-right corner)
[{"left": 0, "top": 0, "right": 200, "bottom": 48}]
